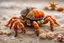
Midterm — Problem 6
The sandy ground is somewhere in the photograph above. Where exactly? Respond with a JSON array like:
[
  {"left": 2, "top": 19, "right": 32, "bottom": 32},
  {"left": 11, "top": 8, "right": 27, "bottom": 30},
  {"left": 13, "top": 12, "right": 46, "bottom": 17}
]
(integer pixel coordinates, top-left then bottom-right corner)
[{"left": 0, "top": 1, "right": 64, "bottom": 43}]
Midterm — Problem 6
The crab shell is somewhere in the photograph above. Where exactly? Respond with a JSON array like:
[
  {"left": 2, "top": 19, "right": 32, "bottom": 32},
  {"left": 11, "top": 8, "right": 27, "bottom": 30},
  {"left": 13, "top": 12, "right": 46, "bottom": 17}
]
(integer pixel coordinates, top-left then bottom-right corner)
[
  {"left": 57, "top": 34, "right": 64, "bottom": 42},
  {"left": 20, "top": 7, "right": 44, "bottom": 20}
]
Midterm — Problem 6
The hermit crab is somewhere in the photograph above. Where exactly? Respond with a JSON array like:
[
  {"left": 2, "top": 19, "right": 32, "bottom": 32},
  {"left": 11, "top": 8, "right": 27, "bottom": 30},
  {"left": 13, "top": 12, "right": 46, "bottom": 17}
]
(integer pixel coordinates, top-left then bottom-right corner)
[{"left": 6, "top": 7, "right": 60, "bottom": 37}]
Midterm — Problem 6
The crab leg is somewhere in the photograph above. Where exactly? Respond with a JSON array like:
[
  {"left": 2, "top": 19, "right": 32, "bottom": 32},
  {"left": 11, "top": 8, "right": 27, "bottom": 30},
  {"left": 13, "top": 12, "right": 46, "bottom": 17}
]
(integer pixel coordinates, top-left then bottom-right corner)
[
  {"left": 50, "top": 20, "right": 54, "bottom": 31},
  {"left": 50, "top": 17, "right": 60, "bottom": 26},
  {"left": 18, "top": 17, "right": 24, "bottom": 23},
  {"left": 6, "top": 17, "right": 18, "bottom": 26},
  {"left": 16, "top": 21, "right": 26, "bottom": 34},
  {"left": 54, "top": 21, "right": 60, "bottom": 26},
  {"left": 44, "top": 17, "right": 54, "bottom": 31},
  {"left": 33, "top": 21, "right": 40, "bottom": 36},
  {"left": 14, "top": 22, "right": 18, "bottom": 37},
  {"left": 10, "top": 19, "right": 17, "bottom": 29},
  {"left": 10, "top": 19, "right": 22, "bottom": 29},
  {"left": 43, "top": 20, "right": 48, "bottom": 24},
  {"left": 13, "top": 20, "right": 26, "bottom": 37},
  {"left": 44, "top": 15, "right": 60, "bottom": 26},
  {"left": 18, "top": 23, "right": 26, "bottom": 34},
  {"left": 6, "top": 19, "right": 14, "bottom": 26}
]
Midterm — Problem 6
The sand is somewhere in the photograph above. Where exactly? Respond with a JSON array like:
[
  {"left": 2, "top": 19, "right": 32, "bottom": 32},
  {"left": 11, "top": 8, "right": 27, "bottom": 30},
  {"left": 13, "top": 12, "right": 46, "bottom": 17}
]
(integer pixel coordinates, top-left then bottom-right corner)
[{"left": 0, "top": 0, "right": 64, "bottom": 43}]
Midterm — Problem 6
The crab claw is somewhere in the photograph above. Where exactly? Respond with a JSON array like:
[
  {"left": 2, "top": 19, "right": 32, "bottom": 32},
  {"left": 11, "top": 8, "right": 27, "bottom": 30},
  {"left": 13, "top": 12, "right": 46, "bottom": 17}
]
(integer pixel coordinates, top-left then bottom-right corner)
[{"left": 43, "top": 15, "right": 60, "bottom": 31}]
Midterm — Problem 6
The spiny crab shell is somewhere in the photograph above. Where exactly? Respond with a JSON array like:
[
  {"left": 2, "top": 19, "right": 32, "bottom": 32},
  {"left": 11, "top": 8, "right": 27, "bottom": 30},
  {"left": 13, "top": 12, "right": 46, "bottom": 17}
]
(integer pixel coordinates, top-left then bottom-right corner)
[{"left": 20, "top": 7, "right": 44, "bottom": 25}]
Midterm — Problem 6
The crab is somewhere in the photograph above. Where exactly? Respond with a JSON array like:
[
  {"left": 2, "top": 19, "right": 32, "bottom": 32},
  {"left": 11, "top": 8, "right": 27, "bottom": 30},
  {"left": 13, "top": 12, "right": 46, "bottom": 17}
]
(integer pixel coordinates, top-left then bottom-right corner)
[{"left": 5, "top": 7, "right": 60, "bottom": 37}]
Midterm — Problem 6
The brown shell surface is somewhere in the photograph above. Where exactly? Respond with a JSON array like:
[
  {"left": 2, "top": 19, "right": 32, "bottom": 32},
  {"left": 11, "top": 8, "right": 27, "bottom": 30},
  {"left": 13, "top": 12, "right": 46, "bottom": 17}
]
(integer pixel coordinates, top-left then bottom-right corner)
[{"left": 57, "top": 7, "right": 64, "bottom": 11}]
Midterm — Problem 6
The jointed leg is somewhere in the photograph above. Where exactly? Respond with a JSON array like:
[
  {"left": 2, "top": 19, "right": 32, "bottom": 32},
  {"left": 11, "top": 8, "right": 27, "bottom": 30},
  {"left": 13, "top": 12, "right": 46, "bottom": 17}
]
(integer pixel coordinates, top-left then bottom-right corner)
[
  {"left": 18, "top": 23, "right": 26, "bottom": 34},
  {"left": 44, "top": 15, "right": 60, "bottom": 26},
  {"left": 33, "top": 21, "right": 40, "bottom": 36},
  {"left": 54, "top": 21, "right": 60, "bottom": 26},
  {"left": 6, "top": 17, "right": 18, "bottom": 26},
  {"left": 10, "top": 19, "right": 24, "bottom": 29},
  {"left": 43, "top": 20, "right": 48, "bottom": 24},
  {"left": 13, "top": 20, "right": 26, "bottom": 37},
  {"left": 50, "top": 19, "right": 54, "bottom": 31},
  {"left": 15, "top": 21, "right": 26, "bottom": 34},
  {"left": 6, "top": 16, "right": 26, "bottom": 37},
  {"left": 43, "top": 17, "right": 54, "bottom": 31},
  {"left": 10, "top": 20, "right": 17, "bottom": 29},
  {"left": 14, "top": 22, "right": 18, "bottom": 37},
  {"left": 50, "top": 17, "right": 60, "bottom": 26}
]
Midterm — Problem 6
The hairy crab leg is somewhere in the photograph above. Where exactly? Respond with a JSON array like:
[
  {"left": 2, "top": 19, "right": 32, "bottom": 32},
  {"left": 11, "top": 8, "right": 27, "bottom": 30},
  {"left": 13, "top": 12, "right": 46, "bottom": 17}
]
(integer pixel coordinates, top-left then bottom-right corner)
[
  {"left": 33, "top": 21, "right": 40, "bottom": 36},
  {"left": 6, "top": 17, "right": 18, "bottom": 26}
]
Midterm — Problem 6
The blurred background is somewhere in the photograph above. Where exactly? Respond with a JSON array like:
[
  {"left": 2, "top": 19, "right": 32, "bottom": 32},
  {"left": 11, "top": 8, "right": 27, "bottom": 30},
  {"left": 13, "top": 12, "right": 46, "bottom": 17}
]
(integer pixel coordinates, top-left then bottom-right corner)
[{"left": 0, "top": 0, "right": 64, "bottom": 9}]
